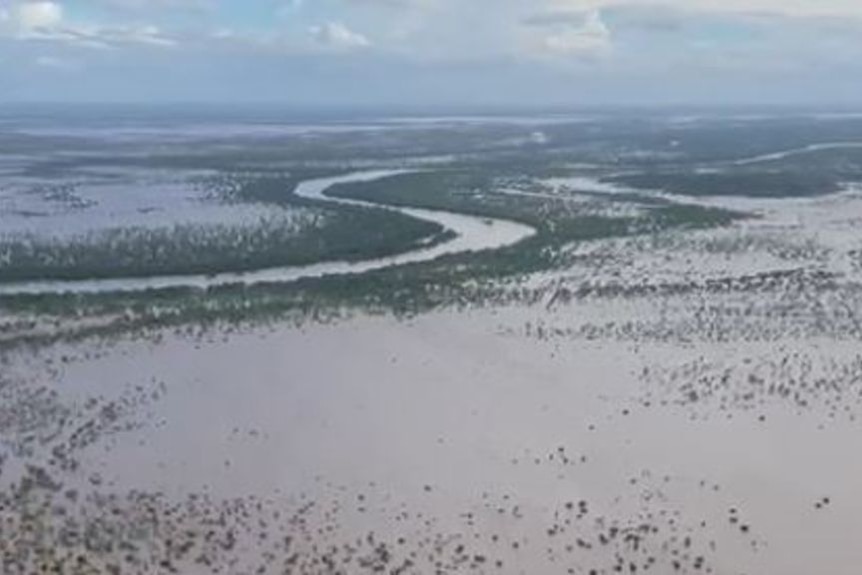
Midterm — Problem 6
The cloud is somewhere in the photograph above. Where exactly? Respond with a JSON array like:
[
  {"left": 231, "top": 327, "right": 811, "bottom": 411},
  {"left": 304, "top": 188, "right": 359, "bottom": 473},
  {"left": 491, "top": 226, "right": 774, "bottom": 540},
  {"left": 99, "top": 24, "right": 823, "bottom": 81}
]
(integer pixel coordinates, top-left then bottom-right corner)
[
  {"left": 550, "top": 0, "right": 862, "bottom": 19},
  {"left": 524, "top": 9, "right": 612, "bottom": 58},
  {"left": 309, "top": 21, "right": 370, "bottom": 50},
  {"left": 4, "top": 0, "right": 862, "bottom": 105},
  {"left": 22, "top": 23, "right": 176, "bottom": 48},
  {"left": 15, "top": 1, "right": 62, "bottom": 31},
  {"left": 0, "top": 1, "right": 177, "bottom": 48}
]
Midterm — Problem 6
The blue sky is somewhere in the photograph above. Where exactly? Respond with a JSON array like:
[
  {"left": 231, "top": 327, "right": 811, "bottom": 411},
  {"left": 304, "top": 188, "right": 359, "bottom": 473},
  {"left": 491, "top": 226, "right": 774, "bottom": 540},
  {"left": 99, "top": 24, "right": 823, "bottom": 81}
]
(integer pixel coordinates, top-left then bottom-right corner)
[{"left": 2, "top": 0, "right": 862, "bottom": 106}]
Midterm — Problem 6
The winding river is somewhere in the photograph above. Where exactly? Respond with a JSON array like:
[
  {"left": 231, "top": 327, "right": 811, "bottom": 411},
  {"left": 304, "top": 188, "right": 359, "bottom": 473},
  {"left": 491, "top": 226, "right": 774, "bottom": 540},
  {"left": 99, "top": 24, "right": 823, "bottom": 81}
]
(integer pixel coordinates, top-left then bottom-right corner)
[
  {"left": 0, "top": 170, "right": 536, "bottom": 295},
  {"left": 732, "top": 142, "right": 862, "bottom": 166}
]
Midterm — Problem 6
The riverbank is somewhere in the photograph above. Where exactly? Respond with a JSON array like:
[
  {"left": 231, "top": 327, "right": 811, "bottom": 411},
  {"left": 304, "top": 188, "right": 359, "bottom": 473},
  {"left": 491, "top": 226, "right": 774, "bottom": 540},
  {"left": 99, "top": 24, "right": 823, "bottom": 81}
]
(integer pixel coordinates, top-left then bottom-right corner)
[{"left": 0, "top": 170, "right": 535, "bottom": 296}]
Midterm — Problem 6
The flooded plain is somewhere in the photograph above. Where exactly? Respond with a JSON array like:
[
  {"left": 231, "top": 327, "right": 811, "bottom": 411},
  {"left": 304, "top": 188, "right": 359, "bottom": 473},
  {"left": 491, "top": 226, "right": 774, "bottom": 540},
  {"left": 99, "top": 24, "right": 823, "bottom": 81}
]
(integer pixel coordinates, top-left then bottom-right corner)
[{"left": 4, "top": 113, "right": 862, "bottom": 574}]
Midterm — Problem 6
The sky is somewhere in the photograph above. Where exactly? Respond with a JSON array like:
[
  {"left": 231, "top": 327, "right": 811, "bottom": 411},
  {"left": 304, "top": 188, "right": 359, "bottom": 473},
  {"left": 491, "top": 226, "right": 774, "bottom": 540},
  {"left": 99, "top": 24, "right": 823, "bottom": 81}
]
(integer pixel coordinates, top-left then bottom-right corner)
[{"left": 2, "top": 0, "right": 862, "bottom": 107}]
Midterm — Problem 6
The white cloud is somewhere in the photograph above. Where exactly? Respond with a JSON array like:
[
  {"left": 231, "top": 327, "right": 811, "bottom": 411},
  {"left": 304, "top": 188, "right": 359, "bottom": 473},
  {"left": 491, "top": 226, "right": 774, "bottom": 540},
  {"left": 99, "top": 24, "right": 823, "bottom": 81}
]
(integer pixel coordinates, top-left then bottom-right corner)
[
  {"left": 551, "top": 0, "right": 862, "bottom": 19},
  {"left": 0, "top": 1, "right": 177, "bottom": 48},
  {"left": 309, "top": 21, "right": 370, "bottom": 50},
  {"left": 530, "top": 9, "right": 611, "bottom": 57},
  {"left": 120, "top": 24, "right": 176, "bottom": 46},
  {"left": 18, "top": 22, "right": 177, "bottom": 48},
  {"left": 16, "top": 1, "right": 63, "bottom": 31}
]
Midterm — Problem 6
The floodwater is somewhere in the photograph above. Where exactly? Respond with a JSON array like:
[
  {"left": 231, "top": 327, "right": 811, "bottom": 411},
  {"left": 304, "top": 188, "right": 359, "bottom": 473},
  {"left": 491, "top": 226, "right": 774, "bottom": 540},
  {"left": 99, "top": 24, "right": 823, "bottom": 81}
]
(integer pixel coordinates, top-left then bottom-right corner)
[
  {"left": 0, "top": 167, "right": 298, "bottom": 238},
  {"left": 0, "top": 170, "right": 535, "bottom": 295}
]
